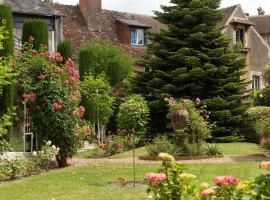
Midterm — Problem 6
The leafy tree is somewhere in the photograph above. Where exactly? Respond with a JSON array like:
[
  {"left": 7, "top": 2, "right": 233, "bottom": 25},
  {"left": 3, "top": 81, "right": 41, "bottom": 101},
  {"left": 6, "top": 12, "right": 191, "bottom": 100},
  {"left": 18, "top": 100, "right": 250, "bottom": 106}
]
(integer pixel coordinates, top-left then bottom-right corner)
[
  {"left": 16, "top": 43, "right": 90, "bottom": 167},
  {"left": 79, "top": 40, "right": 133, "bottom": 86},
  {"left": 134, "top": 0, "right": 247, "bottom": 137},
  {"left": 117, "top": 94, "right": 149, "bottom": 135},
  {"left": 81, "top": 74, "right": 115, "bottom": 128},
  {"left": 22, "top": 19, "right": 48, "bottom": 50}
]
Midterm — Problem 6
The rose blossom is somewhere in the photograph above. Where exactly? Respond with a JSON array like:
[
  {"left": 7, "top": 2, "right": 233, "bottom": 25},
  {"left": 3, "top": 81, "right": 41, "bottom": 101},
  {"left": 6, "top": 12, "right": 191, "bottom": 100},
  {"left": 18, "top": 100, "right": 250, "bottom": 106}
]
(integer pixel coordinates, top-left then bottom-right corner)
[
  {"left": 28, "top": 35, "right": 34, "bottom": 42},
  {"left": 145, "top": 172, "right": 167, "bottom": 184},
  {"left": 214, "top": 176, "right": 239, "bottom": 186}
]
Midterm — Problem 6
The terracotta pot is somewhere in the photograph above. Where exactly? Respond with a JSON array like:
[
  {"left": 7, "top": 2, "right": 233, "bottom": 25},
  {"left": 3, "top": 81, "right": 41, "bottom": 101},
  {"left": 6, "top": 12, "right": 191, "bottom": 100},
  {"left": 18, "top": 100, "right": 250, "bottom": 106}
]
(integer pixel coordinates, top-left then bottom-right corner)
[{"left": 170, "top": 108, "right": 189, "bottom": 131}]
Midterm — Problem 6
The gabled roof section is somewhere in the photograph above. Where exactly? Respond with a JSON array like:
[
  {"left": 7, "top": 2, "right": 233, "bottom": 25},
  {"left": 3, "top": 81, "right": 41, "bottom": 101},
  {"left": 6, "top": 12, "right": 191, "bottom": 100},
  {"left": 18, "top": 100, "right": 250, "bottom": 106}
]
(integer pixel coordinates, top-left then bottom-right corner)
[
  {"left": 115, "top": 18, "right": 151, "bottom": 28},
  {"left": 5, "top": 0, "right": 63, "bottom": 17},
  {"left": 218, "top": 4, "right": 239, "bottom": 28},
  {"left": 249, "top": 15, "right": 270, "bottom": 34}
]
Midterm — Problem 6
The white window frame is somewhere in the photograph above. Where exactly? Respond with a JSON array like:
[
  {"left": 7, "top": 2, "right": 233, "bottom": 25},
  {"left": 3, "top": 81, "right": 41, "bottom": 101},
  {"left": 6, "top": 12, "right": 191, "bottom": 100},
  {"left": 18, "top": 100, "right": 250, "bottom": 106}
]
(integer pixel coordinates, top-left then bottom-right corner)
[
  {"left": 251, "top": 71, "right": 264, "bottom": 91},
  {"left": 131, "top": 28, "right": 145, "bottom": 46}
]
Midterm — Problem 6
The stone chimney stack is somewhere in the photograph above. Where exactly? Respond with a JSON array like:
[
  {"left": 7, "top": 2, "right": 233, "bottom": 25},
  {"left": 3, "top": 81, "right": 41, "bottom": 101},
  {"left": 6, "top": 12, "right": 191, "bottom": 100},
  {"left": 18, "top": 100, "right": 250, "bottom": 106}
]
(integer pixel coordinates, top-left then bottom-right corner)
[{"left": 79, "top": 0, "right": 101, "bottom": 25}]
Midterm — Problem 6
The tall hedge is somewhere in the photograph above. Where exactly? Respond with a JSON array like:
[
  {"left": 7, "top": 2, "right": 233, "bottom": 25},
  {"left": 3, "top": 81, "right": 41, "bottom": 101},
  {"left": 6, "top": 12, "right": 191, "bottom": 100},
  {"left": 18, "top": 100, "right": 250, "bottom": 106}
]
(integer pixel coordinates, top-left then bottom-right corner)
[
  {"left": 0, "top": 4, "right": 14, "bottom": 138},
  {"left": 22, "top": 19, "right": 48, "bottom": 50},
  {"left": 79, "top": 41, "right": 133, "bottom": 86},
  {"left": 0, "top": 4, "right": 13, "bottom": 56},
  {"left": 57, "top": 39, "right": 72, "bottom": 62}
]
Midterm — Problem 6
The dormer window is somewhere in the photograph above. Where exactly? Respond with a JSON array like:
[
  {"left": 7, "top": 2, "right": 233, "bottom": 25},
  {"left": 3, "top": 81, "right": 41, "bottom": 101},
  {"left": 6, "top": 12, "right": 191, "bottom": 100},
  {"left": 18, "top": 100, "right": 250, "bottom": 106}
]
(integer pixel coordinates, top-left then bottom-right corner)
[
  {"left": 236, "top": 28, "right": 244, "bottom": 44},
  {"left": 131, "top": 28, "right": 145, "bottom": 46}
]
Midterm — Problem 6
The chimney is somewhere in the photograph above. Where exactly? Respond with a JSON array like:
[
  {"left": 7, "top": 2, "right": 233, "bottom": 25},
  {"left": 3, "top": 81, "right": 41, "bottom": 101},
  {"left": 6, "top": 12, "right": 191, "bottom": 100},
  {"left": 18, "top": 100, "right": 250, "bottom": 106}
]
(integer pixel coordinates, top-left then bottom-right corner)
[{"left": 79, "top": 0, "right": 101, "bottom": 25}]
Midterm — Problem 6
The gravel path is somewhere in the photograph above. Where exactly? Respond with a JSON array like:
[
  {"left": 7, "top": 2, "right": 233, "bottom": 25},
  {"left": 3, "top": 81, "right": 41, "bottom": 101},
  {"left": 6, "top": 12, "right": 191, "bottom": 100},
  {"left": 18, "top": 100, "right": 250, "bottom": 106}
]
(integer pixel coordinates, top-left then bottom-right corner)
[{"left": 69, "top": 154, "right": 267, "bottom": 167}]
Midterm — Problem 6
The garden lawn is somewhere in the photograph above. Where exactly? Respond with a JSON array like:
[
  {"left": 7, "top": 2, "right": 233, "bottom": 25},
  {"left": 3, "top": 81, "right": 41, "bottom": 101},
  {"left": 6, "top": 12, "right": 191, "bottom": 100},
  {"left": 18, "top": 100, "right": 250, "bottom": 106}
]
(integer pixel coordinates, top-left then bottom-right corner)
[
  {"left": 216, "top": 142, "right": 263, "bottom": 156},
  {"left": 0, "top": 161, "right": 267, "bottom": 200}
]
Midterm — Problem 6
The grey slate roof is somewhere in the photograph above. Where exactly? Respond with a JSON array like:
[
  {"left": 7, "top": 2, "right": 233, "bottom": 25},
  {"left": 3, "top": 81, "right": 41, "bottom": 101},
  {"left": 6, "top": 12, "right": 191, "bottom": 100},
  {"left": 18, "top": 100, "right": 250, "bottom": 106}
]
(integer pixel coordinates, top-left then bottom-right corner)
[
  {"left": 116, "top": 18, "right": 151, "bottom": 28},
  {"left": 5, "top": 0, "right": 63, "bottom": 17},
  {"left": 249, "top": 15, "right": 270, "bottom": 34}
]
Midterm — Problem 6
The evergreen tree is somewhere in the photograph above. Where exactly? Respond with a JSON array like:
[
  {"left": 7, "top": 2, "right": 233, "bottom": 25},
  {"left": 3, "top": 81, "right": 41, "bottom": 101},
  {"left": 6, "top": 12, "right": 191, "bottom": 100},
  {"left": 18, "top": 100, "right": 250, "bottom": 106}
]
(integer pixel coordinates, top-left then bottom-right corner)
[
  {"left": 57, "top": 39, "right": 73, "bottom": 63},
  {"left": 134, "top": 0, "right": 248, "bottom": 137}
]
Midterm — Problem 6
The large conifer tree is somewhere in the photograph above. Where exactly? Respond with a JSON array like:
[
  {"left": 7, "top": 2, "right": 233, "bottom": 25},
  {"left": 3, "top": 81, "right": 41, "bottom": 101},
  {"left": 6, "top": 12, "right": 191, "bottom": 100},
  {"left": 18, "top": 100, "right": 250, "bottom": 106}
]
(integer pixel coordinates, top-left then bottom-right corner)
[{"left": 134, "top": 0, "right": 248, "bottom": 137}]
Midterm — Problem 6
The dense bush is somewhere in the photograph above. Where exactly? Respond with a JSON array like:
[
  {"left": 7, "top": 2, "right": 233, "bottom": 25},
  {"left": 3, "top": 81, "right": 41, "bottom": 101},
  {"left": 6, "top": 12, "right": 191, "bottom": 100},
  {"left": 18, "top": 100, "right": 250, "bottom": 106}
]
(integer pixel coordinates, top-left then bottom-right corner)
[
  {"left": 255, "top": 119, "right": 270, "bottom": 149},
  {"left": 16, "top": 42, "right": 90, "bottom": 167},
  {"left": 117, "top": 94, "right": 149, "bottom": 136},
  {"left": 79, "top": 40, "right": 133, "bottom": 86},
  {"left": 146, "top": 135, "right": 177, "bottom": 157},
  {"left": 169, "top": 99, "right": 211, "bottom": 156},
  {"left": 22, "top": 19, "right": 48, "bottom": 50},
  {"left": 253, "top": 89, "right": 270, "bottom": 106},
  {"left": 241, "top": 106, "right": 270, "bottom": 143},
  {"left": 57, "top": 39, "right": 72, "bottom": 62},
  {"left": 145, "top": 153, "right": 270, "bottom": 200},
  {"left": 0, "top": 4, "right": 13, "bottom": 56}
]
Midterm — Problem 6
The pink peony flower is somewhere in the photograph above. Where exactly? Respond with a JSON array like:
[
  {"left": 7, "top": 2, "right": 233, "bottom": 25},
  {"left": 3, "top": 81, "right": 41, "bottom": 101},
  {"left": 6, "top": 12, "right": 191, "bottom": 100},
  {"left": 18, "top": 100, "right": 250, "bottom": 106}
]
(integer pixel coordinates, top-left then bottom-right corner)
[
  {"left": 260, "top": 161, "right": 270, "bottom": 168},
  {"left": 52, "top": 103, "right": 59, "bottom": 110},
  {"left": 200, "top": 188, "right": 216, "bottom": 196},
  {"left": 29, "top": 93, "right": 37, "bottom": 102},
  {"left": 115, "top": 143, "right": 122, "bottom": 150},
  {"left": 145, "top": 173, "right": 167, "bottom": 184},
  {"left": 214, "top": 176, "right": 239, "bottom": 186}
]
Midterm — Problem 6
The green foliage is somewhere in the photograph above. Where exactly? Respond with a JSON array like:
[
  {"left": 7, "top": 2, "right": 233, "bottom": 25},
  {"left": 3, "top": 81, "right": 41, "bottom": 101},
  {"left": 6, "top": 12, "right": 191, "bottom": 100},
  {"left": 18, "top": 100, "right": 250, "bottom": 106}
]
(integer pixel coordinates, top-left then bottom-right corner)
[
  {"left": 16, "top": 44, "right": 90, "bottom": 167},
  {"left": 79, "top": 40, "right": 133, "bottom": 86},
  {"left": 0, "top": 5, "right": 13, "bottom": 56},
  {"left": 214, "top": 135, "right": 242, "bottom": 143},
  {"left": 146, "top": 135, "right": 176, "bottom": 157},
  {"left": 133, "top": 0, "right": 248, "bottom": 137},
  {"left": 255, "top": 119, "right": 270, "bottom": 149},
  {"left": 173, "top": 100, "right": 211, "bottom": 156},
  {"left": 57, "top": 39, "right": 72, "bottom": 62},
  {"left": 146, "top": 154, "right": 269, "bottom": 200},
  {"left": 117, "top": 94, "right": 149, "bottom": 135},
  {"left": 0, "top": 139, "right": 12, "bottom": 154},
  {"left": 241, "top": 106, "right": 270, "bottom": 143},
  {"left": 253, "top": 88, "right": 270, "bottom": 106},
  {"left": 22, "top": 19, "right": 48, "bottom": 50},
  {"left": 205, "top": 143, "right": 223, "bottom": 156},
  {"left": 81, "top": 73, "right": 115, "bottom": 124}
]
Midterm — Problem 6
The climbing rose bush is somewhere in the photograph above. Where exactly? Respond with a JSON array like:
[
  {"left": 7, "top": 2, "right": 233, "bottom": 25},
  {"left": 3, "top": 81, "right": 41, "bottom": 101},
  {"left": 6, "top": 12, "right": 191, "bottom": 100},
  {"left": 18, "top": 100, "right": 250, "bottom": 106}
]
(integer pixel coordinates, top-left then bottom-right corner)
[
  {"left": 146, "top": 154, "right": 270, "bottom": 200},
  {"left": 16, "top": 41, "right": 91, "bottom": 167}
]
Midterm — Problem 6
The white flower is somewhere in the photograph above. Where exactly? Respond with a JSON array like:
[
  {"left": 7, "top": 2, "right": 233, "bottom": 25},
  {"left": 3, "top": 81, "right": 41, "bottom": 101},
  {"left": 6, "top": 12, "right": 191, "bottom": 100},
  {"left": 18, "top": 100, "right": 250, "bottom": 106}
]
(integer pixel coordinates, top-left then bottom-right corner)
[
  {"left": 52, "top": 145, "right": 56, "bottom": 150},
  {"left": 46, "top": 141, "right": 52, "bottom": 146},
  {"left": 32, "top": 151, "right": 37, "bottom": 157}
]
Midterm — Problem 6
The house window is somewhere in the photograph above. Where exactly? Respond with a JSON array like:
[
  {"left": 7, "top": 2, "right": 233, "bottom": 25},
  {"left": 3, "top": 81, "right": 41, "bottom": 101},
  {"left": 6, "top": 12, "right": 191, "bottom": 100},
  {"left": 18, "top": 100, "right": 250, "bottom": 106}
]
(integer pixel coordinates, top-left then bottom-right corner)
[
  {"left": 252, "top": 75, "right": 261, "bottom": 91},
  {"left": 236, "top": 28, "right": 244, "bottom": 44},
  {"left": 131, "top": 29, "right": 145, "bottom": 46}
]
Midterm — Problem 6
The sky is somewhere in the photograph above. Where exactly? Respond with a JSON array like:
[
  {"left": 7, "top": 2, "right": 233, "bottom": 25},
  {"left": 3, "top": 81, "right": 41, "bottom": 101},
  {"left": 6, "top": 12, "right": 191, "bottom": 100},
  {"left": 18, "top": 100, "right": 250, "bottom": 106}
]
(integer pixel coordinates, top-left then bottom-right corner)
[{"left": 54, "top": 0, "right": 270, "bottom": 16}]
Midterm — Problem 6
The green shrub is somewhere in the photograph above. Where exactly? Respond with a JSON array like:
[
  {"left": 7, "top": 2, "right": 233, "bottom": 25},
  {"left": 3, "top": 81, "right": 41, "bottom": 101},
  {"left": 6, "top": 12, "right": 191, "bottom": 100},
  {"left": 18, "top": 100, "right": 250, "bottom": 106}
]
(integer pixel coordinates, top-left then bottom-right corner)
[
  {"left": 253, "top": 89, "right": 270, "bottom": 106},
  {"left": 57, "top": 39, "right": 72, "bottom": 62},
  {"left": 255, "top": 119, "right": 270, "bottom": 149},
  {"left": 22, "top": 19, "right": 48, "bottom": 50},
  {"left": 205, "top": 143, "right": 223, "bottom": 156},
  {"left": 146, "top": 135, "right": 177, "bottom": 157},
  {"left": 117, "top": 94, "right": 149, "bottom": 135},
  {"left": 0, "top": 4, "right": 13, "bottom": 56},
  {"left": 213, "top": 135, "right": 243, "bottom": 143},
  {"left": 79, "top": 40, "right": 133, "bottom": 86},
  {"left": 241, "top": 106, "right": 270, "bottom": 143}
]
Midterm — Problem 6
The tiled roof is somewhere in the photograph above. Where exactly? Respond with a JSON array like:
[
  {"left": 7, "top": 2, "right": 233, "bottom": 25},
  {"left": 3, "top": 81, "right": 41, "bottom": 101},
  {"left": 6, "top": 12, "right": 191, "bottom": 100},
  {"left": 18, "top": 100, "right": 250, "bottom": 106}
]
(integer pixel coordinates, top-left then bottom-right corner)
[
  {"left": 249, "top": 15, "right": 270, "bottom": 34},
  {"left": 53, "top": 4, "right": 165, "bottom": 59},
  {"left": 5, "top": 0, "right": 63, "bottom": 17},
  {"left": 218, "top": 4, "right": 239, "bottom": 28},
  {"left": 115, "top": 18, "right": 151, "bottom": 28}
]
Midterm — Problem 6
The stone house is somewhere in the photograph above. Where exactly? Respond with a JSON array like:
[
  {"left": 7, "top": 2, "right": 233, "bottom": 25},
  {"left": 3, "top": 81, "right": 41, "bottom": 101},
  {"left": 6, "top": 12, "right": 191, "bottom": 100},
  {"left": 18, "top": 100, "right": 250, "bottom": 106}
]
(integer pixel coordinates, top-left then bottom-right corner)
[
  {"left": 54, "top": 2, "right": 270, "bottom": 90},
  {"left": 2, "top": 0, "right": 64, "bottom": 52},
  {"left": 219, "top": 4, "right": 270, "bottom": 91}
]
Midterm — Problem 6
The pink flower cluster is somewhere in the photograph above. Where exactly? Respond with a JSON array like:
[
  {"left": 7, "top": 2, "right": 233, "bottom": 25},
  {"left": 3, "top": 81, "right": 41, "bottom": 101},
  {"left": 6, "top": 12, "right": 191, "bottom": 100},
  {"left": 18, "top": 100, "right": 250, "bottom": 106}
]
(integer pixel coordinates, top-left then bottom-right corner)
[
  {"left": 28, "top": 35, "right": 34, "bottom": 42},
  {"left": 65, "top": 59, "right": 80, "bottom": 88},
  {"left": 72, "top": 106, "right": 85, "bottom": 118},
  {"left": 145, "top": 172, "right": 167, "bottom": 184},
  {"left": 260, "top": 161, "right": 270, "bottom": 168},
  {"left": 164, "top": 97, "right": 176, "bottom": 106},
  {"left": 23, "top": 93, "right": 37, "bottom": 103},
  {"left": 214, "top": 176, "right": 239, "bottom": 186},
  {"left": 48, "top": 52, "right": 63, "bottom": 62},
  {"left": 52, "top": 100, "right": 63, "bottom": 110},
  {"left": 115, "top": 143, "right": 122, "bottom": 150},
  {"left": 38, "top": 74, "right": 46, "bottom": 81},
  {"left": 200, "top": 188, "right": 216, "bottom": 196}
]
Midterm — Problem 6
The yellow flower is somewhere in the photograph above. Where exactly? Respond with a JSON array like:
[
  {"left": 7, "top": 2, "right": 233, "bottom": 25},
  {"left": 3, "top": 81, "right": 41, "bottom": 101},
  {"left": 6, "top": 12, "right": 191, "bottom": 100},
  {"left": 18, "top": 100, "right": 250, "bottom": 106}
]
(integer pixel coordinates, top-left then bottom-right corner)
[
  {"left": 158, "top": 152, "right": 175, "bottom": 161},
  {"left": 179, "top": 173, "right": 196, "bottom": 181},
  {"left": 200, "top": 182, "right": 210, "bottom": 189}
]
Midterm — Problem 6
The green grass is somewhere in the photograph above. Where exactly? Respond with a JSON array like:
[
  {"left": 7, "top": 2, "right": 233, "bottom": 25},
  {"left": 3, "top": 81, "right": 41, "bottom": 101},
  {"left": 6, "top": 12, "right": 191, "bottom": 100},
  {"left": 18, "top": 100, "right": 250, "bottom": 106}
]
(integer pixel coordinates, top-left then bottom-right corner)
[
  {"left": 75, "top": 142, "right": 264, "bottom": 159},
  {"left": 0, "top": 161, "right": 267, "bottom": 200},
  {"left": 216, "top": 142, "right": 263, "bottom": 156}
]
